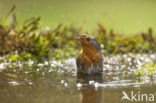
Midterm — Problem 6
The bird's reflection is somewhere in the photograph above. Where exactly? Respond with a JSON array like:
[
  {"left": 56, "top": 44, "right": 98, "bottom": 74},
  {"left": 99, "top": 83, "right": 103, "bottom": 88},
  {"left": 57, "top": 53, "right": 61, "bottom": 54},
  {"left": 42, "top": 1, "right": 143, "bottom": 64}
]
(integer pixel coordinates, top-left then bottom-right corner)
[{"left": 76, "top": 73, "right": 103, "bottom": 103}]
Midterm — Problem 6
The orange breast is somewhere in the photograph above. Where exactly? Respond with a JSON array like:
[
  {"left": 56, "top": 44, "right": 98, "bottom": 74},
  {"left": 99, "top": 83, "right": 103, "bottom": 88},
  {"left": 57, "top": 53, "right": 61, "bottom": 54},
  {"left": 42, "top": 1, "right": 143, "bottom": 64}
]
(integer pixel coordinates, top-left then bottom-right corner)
[{"left": 78, "top": 51, "right": 102, "bottom": 69}]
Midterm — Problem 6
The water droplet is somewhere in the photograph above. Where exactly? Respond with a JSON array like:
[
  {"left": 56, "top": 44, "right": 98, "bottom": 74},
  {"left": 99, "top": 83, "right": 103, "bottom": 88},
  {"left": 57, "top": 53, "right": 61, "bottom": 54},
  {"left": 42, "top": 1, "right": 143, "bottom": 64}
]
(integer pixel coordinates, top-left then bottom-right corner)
[
  {"left": 76, "top": 83, "right": 82, "bottom": 88},
  {"left": 9, "top": 81, "right": 20, "bottom": 85},
  {"left": 61, "top": 80, "right": 64, "bottom": 84},
  {"left": 64, "top": 83, "right": 68, "bottom": 87},
  {"left": 94, "top": 82, "right": 99, "bottom": 88},
  {"left": 89, "top": 80, "right": 95, "bottom": 85},
  {"left": 29, "top": 82, "right": 33, "bottom": 85}
]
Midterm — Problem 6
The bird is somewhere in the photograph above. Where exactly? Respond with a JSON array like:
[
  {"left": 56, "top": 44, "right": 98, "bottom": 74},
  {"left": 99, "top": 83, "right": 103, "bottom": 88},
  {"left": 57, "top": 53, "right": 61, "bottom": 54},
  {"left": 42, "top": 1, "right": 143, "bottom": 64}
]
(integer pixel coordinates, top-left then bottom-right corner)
[{"left": 75, "top": 35, "right": 104, "bottom": 74}]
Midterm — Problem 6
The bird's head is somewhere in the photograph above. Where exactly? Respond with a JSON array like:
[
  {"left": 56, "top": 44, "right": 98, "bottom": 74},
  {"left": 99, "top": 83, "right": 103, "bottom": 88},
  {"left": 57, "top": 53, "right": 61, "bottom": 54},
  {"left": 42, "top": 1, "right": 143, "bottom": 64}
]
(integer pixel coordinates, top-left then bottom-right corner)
[{"left": 75, "top": 35, "right": 102, "bottom": 54}]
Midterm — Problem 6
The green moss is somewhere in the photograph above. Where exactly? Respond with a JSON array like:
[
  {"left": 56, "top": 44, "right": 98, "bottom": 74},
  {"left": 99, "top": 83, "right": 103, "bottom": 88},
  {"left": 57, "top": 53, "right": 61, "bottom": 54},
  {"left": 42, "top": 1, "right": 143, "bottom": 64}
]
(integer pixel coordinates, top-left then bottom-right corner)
[
  {"left": 136, "top": 62, "right": 156, "bottom": 77},
  {"left": 0, "top": 6, "right": 156, "bottom": 61},
  {"left": 8, "top": 54, "right": 19, "bottom": 61}
]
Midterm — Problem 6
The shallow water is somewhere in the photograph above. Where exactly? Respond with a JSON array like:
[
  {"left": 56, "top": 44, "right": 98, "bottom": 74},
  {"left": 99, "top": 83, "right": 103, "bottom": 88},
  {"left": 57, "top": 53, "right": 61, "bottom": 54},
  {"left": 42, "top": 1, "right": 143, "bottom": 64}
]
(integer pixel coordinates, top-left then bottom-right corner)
[{"left": 0, "top": 53, "right": 156, "bottom": 103}]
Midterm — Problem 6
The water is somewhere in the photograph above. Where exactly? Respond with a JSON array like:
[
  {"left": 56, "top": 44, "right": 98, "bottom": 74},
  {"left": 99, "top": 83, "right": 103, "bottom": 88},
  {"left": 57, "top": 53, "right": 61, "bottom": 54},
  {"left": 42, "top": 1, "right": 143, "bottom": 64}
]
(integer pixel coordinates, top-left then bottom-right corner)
[
  {"left": 0, "top": 0, "right": 156, "bottom": 34},
  {"left": 0, "top": 53, "right": 156, "bottom": 103}
]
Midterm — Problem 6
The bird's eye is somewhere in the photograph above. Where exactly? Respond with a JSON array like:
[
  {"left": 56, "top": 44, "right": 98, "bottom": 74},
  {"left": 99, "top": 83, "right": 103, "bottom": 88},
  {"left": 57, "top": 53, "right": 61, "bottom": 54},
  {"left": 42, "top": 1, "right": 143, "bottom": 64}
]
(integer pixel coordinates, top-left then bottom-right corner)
[{"left": 86, "top": 38, "right": 90, "bottom": 41}]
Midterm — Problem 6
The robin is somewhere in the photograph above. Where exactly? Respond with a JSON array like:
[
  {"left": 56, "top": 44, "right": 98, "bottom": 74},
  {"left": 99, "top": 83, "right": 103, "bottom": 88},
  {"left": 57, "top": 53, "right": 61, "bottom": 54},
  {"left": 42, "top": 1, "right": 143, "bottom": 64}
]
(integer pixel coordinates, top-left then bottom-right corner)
[{"left": 75, "top": 35, "right": 104, "bottom": 74}]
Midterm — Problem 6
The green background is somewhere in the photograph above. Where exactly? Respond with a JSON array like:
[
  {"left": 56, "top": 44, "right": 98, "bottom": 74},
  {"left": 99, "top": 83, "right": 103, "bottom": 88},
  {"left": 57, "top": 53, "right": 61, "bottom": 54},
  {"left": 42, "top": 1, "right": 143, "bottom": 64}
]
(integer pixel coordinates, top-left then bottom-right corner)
[{"left": 0, "top": 0, "right": 156, "bottom": 34}]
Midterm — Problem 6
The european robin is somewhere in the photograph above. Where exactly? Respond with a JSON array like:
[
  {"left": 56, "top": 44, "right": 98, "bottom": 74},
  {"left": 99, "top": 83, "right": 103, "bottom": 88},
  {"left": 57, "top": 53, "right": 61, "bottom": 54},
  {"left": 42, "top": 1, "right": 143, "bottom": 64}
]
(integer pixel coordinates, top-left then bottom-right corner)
[{"left": 75, "top": 35, "right": 104, "bottom": 74}]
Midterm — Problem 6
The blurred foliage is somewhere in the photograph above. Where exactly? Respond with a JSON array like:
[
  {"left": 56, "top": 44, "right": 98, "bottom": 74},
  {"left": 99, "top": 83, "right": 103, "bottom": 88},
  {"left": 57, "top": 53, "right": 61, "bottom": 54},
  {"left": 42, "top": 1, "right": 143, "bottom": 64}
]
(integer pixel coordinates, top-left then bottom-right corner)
[
  {"left": 0, "top": 6, "right": 156, "bottom": 61},
  {"left": 136, "top": 62, "right": 156, "bottom": 77},
  {"left": 95, "top": 23, "right": 156, "bottom": 55}
]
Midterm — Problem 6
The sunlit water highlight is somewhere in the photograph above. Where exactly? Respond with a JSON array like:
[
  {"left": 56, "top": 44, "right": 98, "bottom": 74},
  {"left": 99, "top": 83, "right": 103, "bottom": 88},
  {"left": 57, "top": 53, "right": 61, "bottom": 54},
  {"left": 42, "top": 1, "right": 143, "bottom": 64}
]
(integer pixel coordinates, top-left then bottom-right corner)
[{"left": 0, "top": 53, "right": 156, "bottom": 103}]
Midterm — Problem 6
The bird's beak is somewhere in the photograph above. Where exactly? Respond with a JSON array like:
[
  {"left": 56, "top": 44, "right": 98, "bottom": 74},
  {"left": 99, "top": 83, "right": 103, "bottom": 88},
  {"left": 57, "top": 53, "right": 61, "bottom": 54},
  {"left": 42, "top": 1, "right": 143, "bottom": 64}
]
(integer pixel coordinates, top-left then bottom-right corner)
[{"left": 74, "top": 37, "right": 83, "bottom": 41}]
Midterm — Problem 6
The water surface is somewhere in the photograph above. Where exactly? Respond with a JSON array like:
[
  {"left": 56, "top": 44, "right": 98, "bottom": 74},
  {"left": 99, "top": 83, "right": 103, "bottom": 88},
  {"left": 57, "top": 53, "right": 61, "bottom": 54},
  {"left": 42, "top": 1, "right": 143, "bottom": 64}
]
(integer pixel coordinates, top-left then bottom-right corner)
[{"left": 0, "top": 54, "right": 156, "bottom": 103}]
